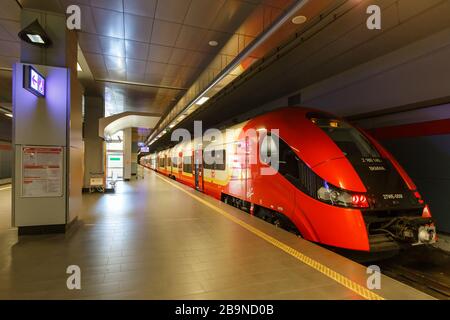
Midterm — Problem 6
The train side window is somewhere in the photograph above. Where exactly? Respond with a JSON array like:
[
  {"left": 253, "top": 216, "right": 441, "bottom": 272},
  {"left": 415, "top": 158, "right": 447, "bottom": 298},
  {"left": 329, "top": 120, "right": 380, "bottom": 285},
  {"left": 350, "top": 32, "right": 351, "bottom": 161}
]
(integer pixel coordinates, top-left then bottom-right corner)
[
  {"left": 260, "top": 134, "right": 276, "bottom": 164},
  {"left": 214, "top": 149, "right": 226, "bottom": 171},
  {"left": 183, "top": 156, "right": 192, "bottom": 173},
  {"left": 260, "top": 134, "right": 299, "bottom": 181},
  {"left": 278, "top": 139, "right": 299, "bottom": 181},
  {"left": 204, "top": 149, "right": 226, "bottom": 170},
  {"left": 203, "top": 150, "right": 214, "bottom": 170},
  {"left": 168, "top": 157, "right": 172, "bottom": 167}
]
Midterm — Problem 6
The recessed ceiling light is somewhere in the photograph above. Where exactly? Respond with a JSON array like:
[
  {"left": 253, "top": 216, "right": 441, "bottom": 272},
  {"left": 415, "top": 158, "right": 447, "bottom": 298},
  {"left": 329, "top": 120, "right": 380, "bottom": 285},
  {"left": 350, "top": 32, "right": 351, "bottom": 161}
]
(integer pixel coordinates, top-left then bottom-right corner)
[
  {"left": 291, "top": 15, "right": 307, "bottom": 25},
  {"left": 5, "top": 113, "right": 13, "bottom": 118},
  {"left": 208, "top": 40, "right": 218, "bottom": 47},
  {"left": 77, "top": 63, "right": 82, "bottom": 72},
  {"left": 196, "top": 96, "right": 210, "bottom": 105}
]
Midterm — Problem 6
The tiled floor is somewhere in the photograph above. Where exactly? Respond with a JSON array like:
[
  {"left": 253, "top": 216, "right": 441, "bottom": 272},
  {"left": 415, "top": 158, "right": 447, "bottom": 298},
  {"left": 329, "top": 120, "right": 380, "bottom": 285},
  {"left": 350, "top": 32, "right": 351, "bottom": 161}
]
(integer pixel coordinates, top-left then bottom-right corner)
[
  {"left": 0, "top": 184, "right": 11, "bottom": 230},
  {"left": 0, "top": 171, "right": 433, "bottom": 299}
]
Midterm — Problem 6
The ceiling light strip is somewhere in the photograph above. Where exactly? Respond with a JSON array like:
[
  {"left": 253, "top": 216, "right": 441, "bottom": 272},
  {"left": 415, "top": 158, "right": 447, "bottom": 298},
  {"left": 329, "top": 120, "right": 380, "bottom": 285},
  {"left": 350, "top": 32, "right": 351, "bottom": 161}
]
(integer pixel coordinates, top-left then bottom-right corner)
[{"left": 96, "top": 79, "right": 188, "bottom": 91}]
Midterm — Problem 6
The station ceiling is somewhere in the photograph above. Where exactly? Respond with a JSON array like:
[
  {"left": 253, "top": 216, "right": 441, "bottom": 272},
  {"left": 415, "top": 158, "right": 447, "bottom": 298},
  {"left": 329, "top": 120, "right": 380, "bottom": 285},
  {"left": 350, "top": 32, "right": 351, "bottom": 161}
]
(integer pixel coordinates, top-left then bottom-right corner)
[
  {"left": 147, "top": 0, "right": 450, "bottom": 150},
  {"left": 0, "top": 0, "right": 300, "bottom": 116},
  {"left": 0, "top": 0, "right": 448, "bottom": 147}
]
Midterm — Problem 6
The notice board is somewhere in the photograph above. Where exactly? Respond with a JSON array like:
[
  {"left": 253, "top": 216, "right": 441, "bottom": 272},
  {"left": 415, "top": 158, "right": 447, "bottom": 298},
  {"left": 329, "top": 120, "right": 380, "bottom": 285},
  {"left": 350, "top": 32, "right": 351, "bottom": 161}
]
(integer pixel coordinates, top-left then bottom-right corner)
[{"left": 21, "top": 146, "right": 63, "bottom": 197}]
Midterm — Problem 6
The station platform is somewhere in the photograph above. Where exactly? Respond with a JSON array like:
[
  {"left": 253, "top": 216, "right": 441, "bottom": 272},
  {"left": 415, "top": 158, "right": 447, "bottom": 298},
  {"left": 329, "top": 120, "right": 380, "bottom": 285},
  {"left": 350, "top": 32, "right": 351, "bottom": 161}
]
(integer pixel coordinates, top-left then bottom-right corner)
[{"left": 0, "top": 169, "right": 434, "bottom": 300}]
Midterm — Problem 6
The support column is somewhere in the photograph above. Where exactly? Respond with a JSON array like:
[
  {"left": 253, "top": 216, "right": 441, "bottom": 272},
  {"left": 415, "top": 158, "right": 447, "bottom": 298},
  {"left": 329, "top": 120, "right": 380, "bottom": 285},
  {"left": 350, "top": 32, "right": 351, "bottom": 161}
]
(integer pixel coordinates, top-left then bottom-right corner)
[
  {"left": 123, "top": 128, "right": 132, "bottom": 181},
  {"left": 83, "top": 96, "right": 104, "bottom": 189},
  {"left": 12, "top": 8, "right": 82, "bottom": 235}
]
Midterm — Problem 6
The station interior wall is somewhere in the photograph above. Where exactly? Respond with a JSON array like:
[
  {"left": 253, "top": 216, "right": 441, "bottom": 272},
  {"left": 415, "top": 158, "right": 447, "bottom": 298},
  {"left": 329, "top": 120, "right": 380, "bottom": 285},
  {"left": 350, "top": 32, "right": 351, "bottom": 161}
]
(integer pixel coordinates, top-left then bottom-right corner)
[
  {"left": 0, "top": 116, "right": 12, "bottom": 181},
  {"left": 381, "top": 134, "right": 450, "bottom": 233}
]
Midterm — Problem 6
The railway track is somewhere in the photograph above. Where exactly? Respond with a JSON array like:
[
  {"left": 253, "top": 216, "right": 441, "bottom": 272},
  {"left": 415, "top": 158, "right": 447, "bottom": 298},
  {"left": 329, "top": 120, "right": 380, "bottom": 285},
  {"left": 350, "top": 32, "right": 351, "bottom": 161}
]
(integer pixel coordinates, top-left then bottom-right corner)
[
  {"left": 368, "top": 246, "right": 450, "bottom": 300},
  {"left": 382, "top": 264, "right": 450, "bottom": 299}
]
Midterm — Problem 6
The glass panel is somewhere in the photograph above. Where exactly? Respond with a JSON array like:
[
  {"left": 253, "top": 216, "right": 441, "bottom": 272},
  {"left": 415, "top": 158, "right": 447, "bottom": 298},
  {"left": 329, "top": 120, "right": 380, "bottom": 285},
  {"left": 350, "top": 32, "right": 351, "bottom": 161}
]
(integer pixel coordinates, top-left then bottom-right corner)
[{"left": 312, "top": 119, "right": 380, "bottom": 158}]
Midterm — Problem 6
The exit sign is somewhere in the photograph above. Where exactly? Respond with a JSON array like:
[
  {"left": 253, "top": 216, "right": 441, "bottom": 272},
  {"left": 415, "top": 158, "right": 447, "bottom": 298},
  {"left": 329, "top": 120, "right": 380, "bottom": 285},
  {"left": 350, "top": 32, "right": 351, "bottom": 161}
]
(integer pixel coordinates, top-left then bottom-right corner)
[{"left": 23, "top": 65, "right": 45, "bottom": 97}]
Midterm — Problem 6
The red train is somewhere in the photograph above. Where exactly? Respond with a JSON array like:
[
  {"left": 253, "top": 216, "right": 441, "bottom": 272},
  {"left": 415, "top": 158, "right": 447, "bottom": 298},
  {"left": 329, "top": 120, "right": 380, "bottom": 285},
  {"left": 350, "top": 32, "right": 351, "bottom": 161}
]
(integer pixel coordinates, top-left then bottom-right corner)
[{"left": 140, "top": 107, "right": 436, "bottom": 254}]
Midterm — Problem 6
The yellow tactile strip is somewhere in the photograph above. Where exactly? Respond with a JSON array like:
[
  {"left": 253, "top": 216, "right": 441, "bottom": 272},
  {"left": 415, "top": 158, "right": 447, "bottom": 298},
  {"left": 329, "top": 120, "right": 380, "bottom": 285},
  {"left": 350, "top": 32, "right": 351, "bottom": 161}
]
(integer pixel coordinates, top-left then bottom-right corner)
[{"left": 153, "top": 171, "right": 385, "bottom": 300}]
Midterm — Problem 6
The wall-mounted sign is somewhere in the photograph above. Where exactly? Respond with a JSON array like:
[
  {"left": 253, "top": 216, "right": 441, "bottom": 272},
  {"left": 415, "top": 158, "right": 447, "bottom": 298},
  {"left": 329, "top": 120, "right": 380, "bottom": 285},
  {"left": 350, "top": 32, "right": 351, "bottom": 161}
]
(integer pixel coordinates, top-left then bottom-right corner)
[
  {"left": 22, "top": 146, "right": 63, "bottom": 197},
  {"left": 140, "top": 147, "right": 149, "bottom": 153},
  {"left": 23, "top": 65, "right": 45, "bottom": 97}
]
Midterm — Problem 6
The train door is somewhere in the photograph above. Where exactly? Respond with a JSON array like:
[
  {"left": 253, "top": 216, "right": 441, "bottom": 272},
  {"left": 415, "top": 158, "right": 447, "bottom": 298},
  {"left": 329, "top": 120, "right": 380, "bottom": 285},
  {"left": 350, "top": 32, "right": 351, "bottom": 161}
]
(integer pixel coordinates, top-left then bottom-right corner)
[
  {"left": 244, "top": 136, "right": 250, "bottom": 201},
  {"left": 194, "top": 149, "right": 203, "bottom": 191},
  {"left": 164, "top": 155, "right": 168, "bottom": 174},
  {"left": 168, "top": 154, "right": 172, "bottom": 176}
]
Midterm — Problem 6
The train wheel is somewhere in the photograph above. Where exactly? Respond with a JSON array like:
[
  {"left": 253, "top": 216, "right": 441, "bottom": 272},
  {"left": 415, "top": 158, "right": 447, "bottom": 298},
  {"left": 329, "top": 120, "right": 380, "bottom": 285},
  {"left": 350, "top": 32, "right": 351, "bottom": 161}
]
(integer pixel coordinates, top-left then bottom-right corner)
[{"left": 273, "top": 219, "right": 282, "bottom": 228}]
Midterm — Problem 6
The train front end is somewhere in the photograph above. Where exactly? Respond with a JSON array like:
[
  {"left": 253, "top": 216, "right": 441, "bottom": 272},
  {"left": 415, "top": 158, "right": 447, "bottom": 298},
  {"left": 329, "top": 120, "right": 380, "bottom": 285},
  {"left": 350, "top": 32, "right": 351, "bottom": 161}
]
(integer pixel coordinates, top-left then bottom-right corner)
[{"left": 300, "top": 112, "right": 437, "bottom": 253}]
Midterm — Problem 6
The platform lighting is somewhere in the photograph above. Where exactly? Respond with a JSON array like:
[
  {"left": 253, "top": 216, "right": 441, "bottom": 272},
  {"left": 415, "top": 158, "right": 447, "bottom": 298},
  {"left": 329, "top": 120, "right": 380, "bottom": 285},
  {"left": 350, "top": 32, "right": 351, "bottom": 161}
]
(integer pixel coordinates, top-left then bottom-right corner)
[
  {"left": 27, "top": 34, "right": 44, "bottom": 43},
  {"left": 169, "top": 124, "right": 175, "bottom": 128},
  {"left": 196, "top": 96, "right": 210, "bottom": 105},
  {"left": 77, "top": 63, "right": 82, "bottom": 71},
  {"left": 291, "top": 15, "right": 307, "bottom": 25},
  {"left": 5, "top": 113, "right": 13, "bottom": 118},
  {"left": 18, "top": 19, "right": 52, "bottom": 47}
]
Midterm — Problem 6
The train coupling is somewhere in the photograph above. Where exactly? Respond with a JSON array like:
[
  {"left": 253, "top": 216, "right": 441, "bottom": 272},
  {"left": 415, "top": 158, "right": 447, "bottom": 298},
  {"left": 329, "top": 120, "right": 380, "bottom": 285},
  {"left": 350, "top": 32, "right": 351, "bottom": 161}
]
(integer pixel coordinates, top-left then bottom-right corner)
[
  {"left": 390, "top": 218, "right": 436, "bottom": 245},
  {"left": 416, "top": 224, "right": 437, "bottom": 245}
]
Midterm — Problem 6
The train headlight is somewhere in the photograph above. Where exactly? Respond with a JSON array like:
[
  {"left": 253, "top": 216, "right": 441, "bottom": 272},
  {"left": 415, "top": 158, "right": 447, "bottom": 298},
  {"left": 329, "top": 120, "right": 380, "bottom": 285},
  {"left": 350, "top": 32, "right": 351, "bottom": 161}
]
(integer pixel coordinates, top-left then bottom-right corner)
[{"left": 317, "top": 184, "right": 368, "bottom": 208}]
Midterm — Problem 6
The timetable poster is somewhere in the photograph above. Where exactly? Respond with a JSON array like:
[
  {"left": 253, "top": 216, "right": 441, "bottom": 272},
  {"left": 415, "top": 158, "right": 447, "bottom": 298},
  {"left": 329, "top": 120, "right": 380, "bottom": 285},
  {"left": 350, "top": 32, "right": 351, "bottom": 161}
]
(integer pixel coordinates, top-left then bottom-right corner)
[{"left": 22, "top": 146, "right": 63, "bottom": 197}]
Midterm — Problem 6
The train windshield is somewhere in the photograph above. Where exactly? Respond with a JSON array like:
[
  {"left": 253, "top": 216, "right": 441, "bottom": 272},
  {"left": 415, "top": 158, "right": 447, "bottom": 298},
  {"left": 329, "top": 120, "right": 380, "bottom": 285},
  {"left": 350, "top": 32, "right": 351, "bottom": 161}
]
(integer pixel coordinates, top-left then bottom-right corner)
[{"left": 311, "top": 118, "right": 381, "bottom": 158}]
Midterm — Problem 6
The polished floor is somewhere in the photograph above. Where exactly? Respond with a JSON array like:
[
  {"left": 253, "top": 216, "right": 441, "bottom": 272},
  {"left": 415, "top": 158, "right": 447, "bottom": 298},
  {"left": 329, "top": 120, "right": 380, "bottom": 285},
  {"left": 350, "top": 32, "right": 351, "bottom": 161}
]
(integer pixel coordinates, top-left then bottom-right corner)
[
  {"left": 0, "top": 170, "right": 433, "bottom": 299},
  {"left": 0, "top": 184, "right": 11, "bottom": 230}
]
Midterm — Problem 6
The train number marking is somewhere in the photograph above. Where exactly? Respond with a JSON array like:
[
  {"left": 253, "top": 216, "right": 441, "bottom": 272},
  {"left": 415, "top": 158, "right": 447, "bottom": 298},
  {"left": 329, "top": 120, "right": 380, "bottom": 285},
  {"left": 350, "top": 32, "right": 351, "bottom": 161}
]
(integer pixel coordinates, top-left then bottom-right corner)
[
  {"left": 382, "top": 194, "right": 403, "bottom": 200},
  {"left": 368, "top": 166, "right": 386, "bottom": 171}
]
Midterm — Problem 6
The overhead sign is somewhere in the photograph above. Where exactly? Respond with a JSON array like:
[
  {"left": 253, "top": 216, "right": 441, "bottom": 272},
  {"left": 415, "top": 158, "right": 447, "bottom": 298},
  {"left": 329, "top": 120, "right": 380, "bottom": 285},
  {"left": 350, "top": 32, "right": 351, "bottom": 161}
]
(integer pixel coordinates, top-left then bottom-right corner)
[
  {"left": 140, "top": 147, "right": 149, "bottom": 153},
  {"left": 23, "top": 65, "right": 45, "bottom": 97}
]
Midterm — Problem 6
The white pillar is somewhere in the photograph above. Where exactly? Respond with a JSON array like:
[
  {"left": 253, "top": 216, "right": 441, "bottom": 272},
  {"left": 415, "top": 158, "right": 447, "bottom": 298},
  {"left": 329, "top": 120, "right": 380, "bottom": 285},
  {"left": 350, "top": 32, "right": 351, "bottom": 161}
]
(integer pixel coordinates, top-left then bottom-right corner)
[{"left": 123, "top": 128, "right": 132, "bottom": 181}]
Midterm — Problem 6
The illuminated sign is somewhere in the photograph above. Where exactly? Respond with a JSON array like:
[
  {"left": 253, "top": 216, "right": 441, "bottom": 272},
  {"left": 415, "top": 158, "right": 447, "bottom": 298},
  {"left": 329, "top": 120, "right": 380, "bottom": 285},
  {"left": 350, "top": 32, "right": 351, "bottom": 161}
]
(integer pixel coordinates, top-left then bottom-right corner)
[
  {"left": 23, "top": 65, "right": 45, "bottom": 97},
  {"left": 140, "top": 147, "right": 149, "bottom": 153}
]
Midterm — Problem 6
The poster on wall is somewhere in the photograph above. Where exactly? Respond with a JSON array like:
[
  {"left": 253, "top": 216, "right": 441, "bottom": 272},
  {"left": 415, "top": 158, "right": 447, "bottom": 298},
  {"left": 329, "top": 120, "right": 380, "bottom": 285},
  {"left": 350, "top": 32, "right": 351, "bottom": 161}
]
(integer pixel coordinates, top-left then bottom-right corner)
[{"left": 22, "top": 146, "right": 63, "bottom": 197}]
